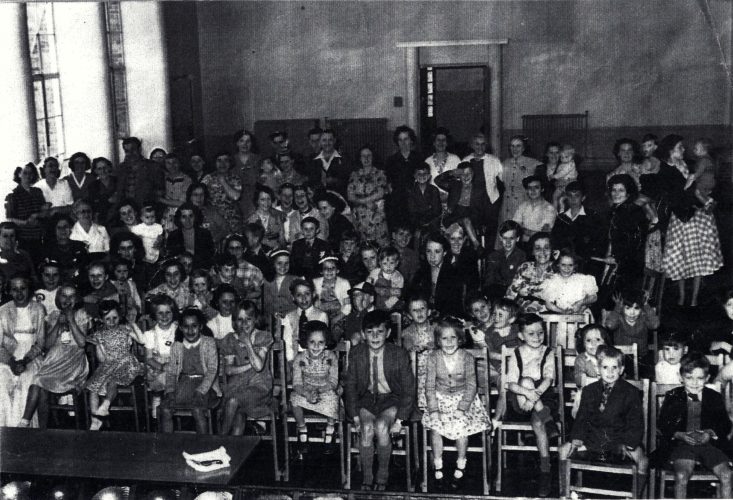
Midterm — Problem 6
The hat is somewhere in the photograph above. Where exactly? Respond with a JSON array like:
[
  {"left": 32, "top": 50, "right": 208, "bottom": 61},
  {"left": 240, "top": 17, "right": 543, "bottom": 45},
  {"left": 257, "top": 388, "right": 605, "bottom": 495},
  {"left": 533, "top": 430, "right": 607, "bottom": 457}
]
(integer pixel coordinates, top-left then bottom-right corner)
[
  {"left": 318, "top": 253, "right": 339, "bottom": 266},
  {"left": 268, "top": 248, "right": 290, "bottom": 260},
  {"left": 348, "top": 281, "right": 376, "bottom": 297}
]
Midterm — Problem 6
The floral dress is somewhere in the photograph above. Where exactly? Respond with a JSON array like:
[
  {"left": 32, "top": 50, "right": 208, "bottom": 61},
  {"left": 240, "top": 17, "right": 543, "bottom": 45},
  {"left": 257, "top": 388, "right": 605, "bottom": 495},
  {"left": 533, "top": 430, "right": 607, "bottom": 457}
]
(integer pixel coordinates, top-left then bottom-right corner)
[
  {"left": 402, "top": 322, "right": 435, "bottom": 410},
  {"left": 422, "top": 349, "right": 491, "bottom": 440},
  {"left": 290, "top": 349, "right": 339, "bottom": 419},
  {"left": 505, "top": 261, "right": 555, "bottom": 313},
  {"left": 85, "top": 324, "right": 143, "bottom": 396},
  {"left": 347, "top": 167, "right": 389, "bottom": 246},
  {"left": 499, "top": 155, "right": 542, "bottom": 226},
  {"left": 202, "top": 173, "right": 244, "bottom": 234}
]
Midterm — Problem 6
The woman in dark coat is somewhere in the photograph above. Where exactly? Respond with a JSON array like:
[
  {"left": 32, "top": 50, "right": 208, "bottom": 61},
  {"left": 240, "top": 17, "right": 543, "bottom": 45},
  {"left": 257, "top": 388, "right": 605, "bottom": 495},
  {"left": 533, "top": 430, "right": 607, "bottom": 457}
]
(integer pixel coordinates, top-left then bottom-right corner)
[{"left": 164, "top": 202, "right": 216, "bottom": 270}]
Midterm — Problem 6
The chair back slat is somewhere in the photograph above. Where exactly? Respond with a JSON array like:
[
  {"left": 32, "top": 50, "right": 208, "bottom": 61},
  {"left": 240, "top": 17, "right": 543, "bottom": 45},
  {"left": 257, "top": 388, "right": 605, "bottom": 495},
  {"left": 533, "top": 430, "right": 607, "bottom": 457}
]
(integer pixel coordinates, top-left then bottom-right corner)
[{"left": 542, "top": 313, "right": 590, "bottom": 351}]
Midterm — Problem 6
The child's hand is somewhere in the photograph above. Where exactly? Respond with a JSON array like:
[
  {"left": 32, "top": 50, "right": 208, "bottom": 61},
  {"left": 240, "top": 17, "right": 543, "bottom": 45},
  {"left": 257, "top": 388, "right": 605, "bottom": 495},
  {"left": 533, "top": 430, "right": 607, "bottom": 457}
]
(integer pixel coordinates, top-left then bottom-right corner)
[{"left": 674, "top": 431, "right": 699, "bottom": 446}]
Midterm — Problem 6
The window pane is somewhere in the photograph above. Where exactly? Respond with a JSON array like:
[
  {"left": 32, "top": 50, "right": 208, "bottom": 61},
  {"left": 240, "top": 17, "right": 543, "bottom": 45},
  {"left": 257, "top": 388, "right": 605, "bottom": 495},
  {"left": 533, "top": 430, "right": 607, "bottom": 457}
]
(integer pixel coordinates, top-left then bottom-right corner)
[
  {"left": 427, "top": 71, "right": 433, "bottom": 84},
  {"left": 48, "top": 115, "right": 65, "bottom": 158},
  {"left": 44, "top": 77, "right": 62, "bottom": 116},
  {"left": 108, "top": 32, "right": 125, "bottom": 66},
  {"left": 35, "top": 119, "right": 48, "bottom": 158},
  {"left": 427, "top": 83, "right": 433, "bottom": 94},
  {"left": 38, "top": 35, "right": 58, "bottom": 74},
  {"left": 427, "top": 106, "right": 433, "bottom": 118},
  {"left": 427, "top": 95, "right": 434, "bottom": 106},
  {"left": 33, "top": 81, "right": 46, "bottom": 120}
]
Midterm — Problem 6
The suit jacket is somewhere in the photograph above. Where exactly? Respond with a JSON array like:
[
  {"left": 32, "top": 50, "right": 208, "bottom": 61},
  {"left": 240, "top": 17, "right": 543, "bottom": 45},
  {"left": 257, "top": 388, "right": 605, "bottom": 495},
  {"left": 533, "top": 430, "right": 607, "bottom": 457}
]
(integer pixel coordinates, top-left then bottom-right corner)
[
  {"left": 435, "top": 166, "right": 492, "bottom": 226},
  {"left": 550, "top": 207, "right": 605, "bottom": 265},
  {"left": 263, "top": 274, "right": 300, "bottom": 322},
  {"left": 344, "top": 342, "right": 415, "bottom": 421},
  {"left": 410, "top": 262, "right": 465, "bottom": 318},
  {"left": 165, "top": 227, "right": 216, "bottom": 270},
  {"left": 304, "top": 155, "right": 352, "bottom": 197},
  {"left": 290, "top": 238, "right": 331, "bottom": 280},
  {"left": 657, "top": 386, "right": 731, "bottom": 458},
  {"left": 571, "top": 378, "right": 644, "bottom": 451}
]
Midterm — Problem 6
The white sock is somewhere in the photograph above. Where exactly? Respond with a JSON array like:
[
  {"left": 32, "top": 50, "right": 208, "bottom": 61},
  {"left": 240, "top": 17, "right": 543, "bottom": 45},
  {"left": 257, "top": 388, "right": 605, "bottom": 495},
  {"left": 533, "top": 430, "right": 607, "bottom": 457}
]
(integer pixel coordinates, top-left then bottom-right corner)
[
  {"left": 97, "top": 399, "right": 111, "bottom": 416},
  {"left": 90, "top": 417, "right": 102, "bottom": 431},
  {"left": 17, "top": 418, "right": 30, "bottom": 428},
  {"left": 151, "top": 395, "right": 161, "bottom": 420},
  {"left": 434, "top": 457, "right": 443, "bottom": 479},
  {"left": 454, "top": 457, "right": 467, "bottom": 478},
  {"left": 298, "top": 426, "right": 308, "bottom": 442}
]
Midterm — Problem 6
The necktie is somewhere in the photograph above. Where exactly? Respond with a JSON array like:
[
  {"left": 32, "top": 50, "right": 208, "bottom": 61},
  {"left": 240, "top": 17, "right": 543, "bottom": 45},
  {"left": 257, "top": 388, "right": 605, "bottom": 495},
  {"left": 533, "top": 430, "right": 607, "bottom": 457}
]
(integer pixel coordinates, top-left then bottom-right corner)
[
  {"left": 299, "top": 309, "right": 308, "bottom": 335},
  {"left": 372, "top": 355, "right": 379, "bottom": 398},
  {"left": 688, "top": 393, "right": 700, "bottom": 402},
  {"left": 599, "top": 383, "right": 613, "bottom": 412}
]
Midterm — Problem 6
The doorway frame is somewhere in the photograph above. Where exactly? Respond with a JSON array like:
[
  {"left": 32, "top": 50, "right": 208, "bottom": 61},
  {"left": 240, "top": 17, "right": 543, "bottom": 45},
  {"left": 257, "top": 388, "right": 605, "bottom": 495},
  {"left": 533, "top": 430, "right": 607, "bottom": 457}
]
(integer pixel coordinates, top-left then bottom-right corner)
[{"left": 397, "top": 39, "right": 507, "bottom": 155}]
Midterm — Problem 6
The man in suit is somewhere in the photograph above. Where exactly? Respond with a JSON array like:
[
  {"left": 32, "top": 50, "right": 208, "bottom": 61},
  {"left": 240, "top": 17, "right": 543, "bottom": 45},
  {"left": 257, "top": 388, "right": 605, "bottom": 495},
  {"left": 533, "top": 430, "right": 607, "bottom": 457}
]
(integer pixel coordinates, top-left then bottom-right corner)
[
  {"left": 559, "top": 345, "right": 648, "bottom": 497},
  {"left": 302, "top": 129, "right": 351, "bottom": 197},
  {"left": 289, "top": 217, "right": 330, "bottom": 281},
  {"left": 344, "top": 310, "right": 415, "bottom": 491}
]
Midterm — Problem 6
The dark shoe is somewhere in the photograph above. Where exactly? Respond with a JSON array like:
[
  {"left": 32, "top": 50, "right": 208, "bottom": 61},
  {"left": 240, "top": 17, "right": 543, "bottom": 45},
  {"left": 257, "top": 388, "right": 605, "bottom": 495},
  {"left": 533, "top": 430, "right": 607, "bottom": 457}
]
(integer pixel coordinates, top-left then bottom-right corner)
[
  {"left": 450, "top": 474, "right": 465, "bottom": 491},
  {"left": 322, "top": 441, "right": 336, "bottom": 455},
  {"left": 360, "top": 483, "right": 372, "bottom": 491},
  {"left": 545, "top": 421, "right": 560, "bottom": 440},
  {"left": 373, "top": 482, "right": 387, "bottom": 491},
  {"left": 538, "top": 471, "right": 552, "bottom": 497}
]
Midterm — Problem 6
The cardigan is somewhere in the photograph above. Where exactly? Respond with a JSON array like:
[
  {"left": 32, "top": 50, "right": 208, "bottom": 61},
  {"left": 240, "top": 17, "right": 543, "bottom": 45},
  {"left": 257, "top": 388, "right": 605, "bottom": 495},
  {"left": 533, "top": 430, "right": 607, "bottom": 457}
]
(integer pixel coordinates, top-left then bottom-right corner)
[
  {"left": 344, "top": 342, "right": 415, "bottom": 421},
  {"left": 425, "top": 349, "right": 477, "bottom": 413},
  {"left": 165, "top": 336, "right": 221, "bottom": 396},
  {"left": 313, "top": 276, "right": 351, "bottom": 316}
]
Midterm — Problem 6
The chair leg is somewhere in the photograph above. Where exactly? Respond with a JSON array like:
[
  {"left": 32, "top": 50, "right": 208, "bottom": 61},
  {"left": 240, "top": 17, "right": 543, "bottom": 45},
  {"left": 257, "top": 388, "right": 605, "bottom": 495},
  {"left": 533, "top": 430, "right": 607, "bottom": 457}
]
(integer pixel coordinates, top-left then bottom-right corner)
[
  {"left": 565, "top": 460, "right": 572, "bottom": 496},
  {"left": 345, "top": 423, "right": 352, "bottom": 490},
  {"left": 338, "top": 421, "right": 346, "bottom": 488},
  {"left": 496, "top": 428, "right": 503, "bottom": 492},
  {"left": 404, "top": 426, "right": 412, "bottom": 492},
  {"left": 482, "top": 432, "right": 489, "bottom": 496},
  {"left": 659, "top": 472, "right": 666, "bottom": 499},
  {"left": 281, "top": 413, "right": 290, "bottom": 482},
  {"left": 421, "top": 426, "right": 428, "bottom": 493},
  {"left": 269, "top": 416, "right": 280, "bottom": 481}
]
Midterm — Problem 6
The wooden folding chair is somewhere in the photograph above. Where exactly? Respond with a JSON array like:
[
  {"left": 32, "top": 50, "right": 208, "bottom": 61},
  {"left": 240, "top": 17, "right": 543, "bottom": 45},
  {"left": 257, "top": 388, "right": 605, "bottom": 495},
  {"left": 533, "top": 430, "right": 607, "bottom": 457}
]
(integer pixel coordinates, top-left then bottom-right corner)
[
  {"left": 565, "top": 378, "right": 650, "bottom": 499},
  {"left": 419, "top": 347, "right": 492, "bottom": 494},
  {"left": 542, "top": 313, "right": 590, "bottom": 352},
  {"left": 495, "top": 345, "right": 564, "bottom": 492},
  {"left": 280, "top": 340, "right": 350, "bottom": 487},
  {"left": 390, "top": 312, "right": 403, "bottom": 347},
  {"left": 618, "top": 343, "right": 640, "bottom": 380},
  {"left": 642, "top": 268, "right": 666, "bottom": 315}
]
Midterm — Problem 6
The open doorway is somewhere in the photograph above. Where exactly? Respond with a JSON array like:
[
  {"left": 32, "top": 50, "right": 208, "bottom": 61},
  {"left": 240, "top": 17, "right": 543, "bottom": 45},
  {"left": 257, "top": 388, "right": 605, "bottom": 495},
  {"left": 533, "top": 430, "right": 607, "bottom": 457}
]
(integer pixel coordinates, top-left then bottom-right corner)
[{"left": 420, "top": 65, "right": 489, "bottom": 157}]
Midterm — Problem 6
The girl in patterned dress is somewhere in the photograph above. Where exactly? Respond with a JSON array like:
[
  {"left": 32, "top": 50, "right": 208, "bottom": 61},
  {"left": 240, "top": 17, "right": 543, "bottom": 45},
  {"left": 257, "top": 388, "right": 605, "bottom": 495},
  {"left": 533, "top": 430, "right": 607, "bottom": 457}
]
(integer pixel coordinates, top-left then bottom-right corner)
[
  {"left": 313, "top": 255, "right": 350, "bottom": 340},
  {"left": 401, "top": 295, "right": 435, "bottom": 411},
  {"left": 422, "top": 319, "right": 490, "bottom": 491},
  {"left": 85, "top": 300, "right": 144, "bottom": 430},
  {"left": 290, "top": 320, "right": 340, "bottom": 448}
]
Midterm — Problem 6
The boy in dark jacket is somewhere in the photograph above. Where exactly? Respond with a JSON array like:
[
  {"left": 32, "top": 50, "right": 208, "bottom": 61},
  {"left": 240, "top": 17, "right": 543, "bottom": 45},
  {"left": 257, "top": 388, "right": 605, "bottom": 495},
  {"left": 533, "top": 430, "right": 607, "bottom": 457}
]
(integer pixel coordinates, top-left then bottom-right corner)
[
  {"left": 657, "top": 352, "right": 732, "bottom": 499},
  {"left": 559, "top": 345, "right": 648, "bottom": 497}
]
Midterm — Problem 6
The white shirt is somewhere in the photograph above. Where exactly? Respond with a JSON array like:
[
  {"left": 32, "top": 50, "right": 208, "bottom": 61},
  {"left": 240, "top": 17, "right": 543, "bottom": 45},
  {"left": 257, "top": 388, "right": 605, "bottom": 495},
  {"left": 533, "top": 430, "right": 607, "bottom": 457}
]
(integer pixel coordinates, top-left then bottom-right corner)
[
  {"left": 34, "top": 287, "right": 59, "bottom": 316},
  {"left": 70, "top": 222, "right": 110, "bottom": 253},
  {"left": 144, "top": 322, "right": 177, "bottom": 363},
  {"left": 207, "top": 314, "right": 233, "bottom": 340},
  {"left": 35, "top": 178, "right": 73, "bottom": 207},
  {"left": 562, "top": 206, "right": 587, "bottom": 222},
  {"left": 315, "top": 150, "right": 342, "bottom": 172},
  {"left": 425, "top": 153, "right": 461, "bottom": 192},
  {"left": 463, "top": 153, "right": 503, "bottom": 203}
]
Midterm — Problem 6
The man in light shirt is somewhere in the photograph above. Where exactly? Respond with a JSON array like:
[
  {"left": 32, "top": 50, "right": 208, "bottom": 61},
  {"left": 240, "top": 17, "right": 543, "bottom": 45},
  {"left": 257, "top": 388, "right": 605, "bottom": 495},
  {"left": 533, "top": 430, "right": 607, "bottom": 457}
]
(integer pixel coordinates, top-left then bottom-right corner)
[{"left": 463, "top": 132, "right": 504, "bottom": 247}]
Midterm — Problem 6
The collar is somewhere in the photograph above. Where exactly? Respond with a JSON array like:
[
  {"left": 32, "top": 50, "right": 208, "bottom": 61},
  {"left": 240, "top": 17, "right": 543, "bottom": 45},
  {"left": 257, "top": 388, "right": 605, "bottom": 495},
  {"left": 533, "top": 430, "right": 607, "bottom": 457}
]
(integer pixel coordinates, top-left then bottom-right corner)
[
  {"left": 183, "top": 337, "right": 201, "bottom": 349},
  {"left": 563, "top": 206, "right": 587, "bottom": 220},
  {"left": 316, "top": 150, "right": 341, "bottom": 161}
]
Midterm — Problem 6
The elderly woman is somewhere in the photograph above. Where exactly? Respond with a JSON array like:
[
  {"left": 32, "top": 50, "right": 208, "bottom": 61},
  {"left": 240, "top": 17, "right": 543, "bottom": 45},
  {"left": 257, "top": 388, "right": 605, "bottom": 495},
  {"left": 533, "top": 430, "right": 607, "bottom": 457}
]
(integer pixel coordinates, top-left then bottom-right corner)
[
  {"left": 64, "top": 152, "right": 94, "bottom": 202},
  {"left": 658, "top": 135, "right": 723, "bottom": 307},
  {"left": 70, "top": 199, "right": 110, "bottom": 254},
  {"left": 6, "top": 162, "right": 48, "bottom": 260},
  {"left": 499, "top": 136, "right": 542, "bottom": 228},
  {"left": 0, "top": 275, "right": 46, "bottom": 427},
  {"left": 540, "top": 249, "right": 598, "bottom": 315},
  {"left": 202, "top": 152, "right": 243, "bottom": 234},
  {"left": 505, "top": 232, "right": 556, "bottom": 313},
  {"left": 165, "top": 202, "right": 215, "bottom": 270},
  {"left": 41, "top": 213, "right": 88, "bottom": 281},
  {"left": 597, "top": 174, "right": 648, "bottom": 298},
  {"left": 231, "top": 130, "right": 260, "bottom": 220},
  {"left": 88, "top": 157, "right": 117, "bottom": 225},
  {"left": 347, "top": 145, "right": 389, "bottom": 246},
  {"left": 246, "top": 185, "right": 286, "bottom": 250},
  {"left": 435, "top": 161, "right": 490, "bottom": 250},
  {"left": 186, "top": 182, "right": 229, "bottom": 245}
]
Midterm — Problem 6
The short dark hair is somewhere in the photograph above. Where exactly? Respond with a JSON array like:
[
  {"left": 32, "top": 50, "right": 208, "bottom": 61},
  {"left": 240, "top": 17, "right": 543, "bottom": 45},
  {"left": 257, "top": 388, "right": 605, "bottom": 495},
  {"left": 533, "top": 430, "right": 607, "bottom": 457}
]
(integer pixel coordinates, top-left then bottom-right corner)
[
  {"left": 521, "top": 175, "right": 543, "bottom": 190},
  {"left": 607, "top": 174, "right": 639, "bottom": 201},
  {"left": 660, "top": 329, "right": 687, "bottom": 348},
  {"left": 493, "top": 298, "right": 519, "bottom": 317},
  {"left": 575, "top": 324, "right": 611, "bottom": 354},
  {"left": 393, "top": 125, "right": 417, "bottom": 145},
  {"left": 297, "top": 320, "right": 334, "bottom": 349},
  {"left": 679, "top": 351, "right": 710, "bottom": 376},
  {"left": 362, "top": 309, "right": 391, "bottom": 332},
  {"left": 516, "top": 313, "right": 544, "bottom": 333},
  {"left": 308, "top": 127, "right": 323, "bottom": 137},
  {"left": 252, "top": 185, "right": 276, "bottom": 206},
  {"left": 564, "top": 181, "right": 584, "bottom": 194},
  {"left": 620, "top": 289, "right": 645, "bottom": 308},
  {"left": 211, "top": 283, "right": 239, "bottom": 309},
  {"left": 498, "top": 220, "right": 522, "bottom": 238},
  {"left": 289, "top": 278, "right": 314, "bottom": 296},
  {"left": 597, "top": 345, "right": 624, "bottom": 366},
  {"left": 173, "top": 202, "right": 203, "bottom": 229},
  {"left": 528, "top": 231, "right": 552, "bottom": 252},
  {"left": 122, "top": 137, "right": 142, "bottom": 149}
]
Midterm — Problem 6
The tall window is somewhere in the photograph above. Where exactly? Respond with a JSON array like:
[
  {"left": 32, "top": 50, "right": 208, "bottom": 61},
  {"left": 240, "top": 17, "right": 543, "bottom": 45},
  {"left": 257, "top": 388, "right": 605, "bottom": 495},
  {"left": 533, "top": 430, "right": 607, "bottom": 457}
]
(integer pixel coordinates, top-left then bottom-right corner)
[
  {"left": 26, "top": 3, "right": 65, "bottom": 160},
  {"left": 105, "top": 1, "right": 130, "bottom": 140}
]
